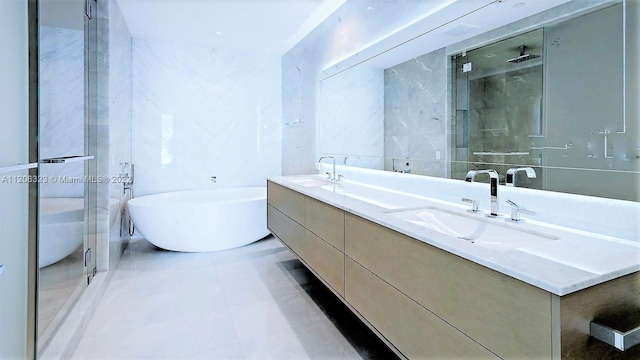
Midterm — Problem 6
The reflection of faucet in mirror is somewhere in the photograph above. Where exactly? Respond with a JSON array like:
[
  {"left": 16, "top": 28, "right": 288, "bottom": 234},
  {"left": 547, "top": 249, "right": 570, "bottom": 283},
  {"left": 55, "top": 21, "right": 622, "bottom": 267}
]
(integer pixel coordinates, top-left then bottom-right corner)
[
  {"left": 465, "top": 169, "right": 499, "bottom": 217},
  {"left": 392, "top": 157, "right": 411, "bottom": 173},
  {"left": 318, "top": 156, "right": 342, "bottom": 181},
  {"left": 344, "top": 155, "right": 360, "bottom": 166},
  {"left": 506, "top": 167, "right": 536, "bottom": 187}
]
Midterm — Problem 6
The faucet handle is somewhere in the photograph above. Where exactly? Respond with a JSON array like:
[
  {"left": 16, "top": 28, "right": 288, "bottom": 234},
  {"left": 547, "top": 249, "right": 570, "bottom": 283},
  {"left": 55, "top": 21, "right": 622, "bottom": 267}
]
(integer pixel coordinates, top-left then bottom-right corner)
[
  {"left": 461, "top": 198, "right": 479, "bottom": 213},
  {"left": 506, "top": 199, "right": 535, "bottom": 222}
]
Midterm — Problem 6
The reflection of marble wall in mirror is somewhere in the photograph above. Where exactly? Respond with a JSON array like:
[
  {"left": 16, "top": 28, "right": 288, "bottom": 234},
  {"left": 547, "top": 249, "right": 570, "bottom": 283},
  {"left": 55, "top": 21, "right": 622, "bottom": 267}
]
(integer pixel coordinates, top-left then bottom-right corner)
[
  {"left": 384, "top": 48, "right": 448, "bottom": 177},
  {"left": 283, "top": 1, "right": 447, "bottom": 175},
  {"left": 318, "top": 66, "right": 384, "bottom": 169},
  {"left": 313, "top": 0, "right": 638, "bottom": 201},
  {"left": 39, "top": 26, "right": 84, "bottom": 198}
]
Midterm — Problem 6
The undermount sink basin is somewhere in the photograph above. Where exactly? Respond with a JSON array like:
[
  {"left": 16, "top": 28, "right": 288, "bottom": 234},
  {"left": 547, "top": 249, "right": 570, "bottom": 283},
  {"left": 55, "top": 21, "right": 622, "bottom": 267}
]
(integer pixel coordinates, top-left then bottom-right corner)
[
  {"left": 320, "top": 186, "right": 402, "bottom": 209},
  {"left": 287, "top": 177, "right": 333, "bottom": 187},
  {"left": 387, "top": 207, "right": 559, "bottom": 250},
  {"left": 318, "top": 185, "right": 430, "bottom": 210}
]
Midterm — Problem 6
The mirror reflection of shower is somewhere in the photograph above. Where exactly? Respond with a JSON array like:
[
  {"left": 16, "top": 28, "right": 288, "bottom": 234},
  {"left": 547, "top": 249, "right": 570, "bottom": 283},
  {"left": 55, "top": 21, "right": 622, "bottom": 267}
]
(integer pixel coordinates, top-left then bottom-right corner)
[{"left": 451, "top": 29, "right": 544, "bottom": 189}]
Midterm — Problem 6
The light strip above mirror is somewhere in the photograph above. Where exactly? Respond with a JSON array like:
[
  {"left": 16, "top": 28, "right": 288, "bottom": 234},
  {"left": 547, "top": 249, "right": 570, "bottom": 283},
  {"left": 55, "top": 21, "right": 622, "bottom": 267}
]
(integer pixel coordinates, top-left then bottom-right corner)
[{"left": 321, "top": 0, "right": 573, "bottom": 80}]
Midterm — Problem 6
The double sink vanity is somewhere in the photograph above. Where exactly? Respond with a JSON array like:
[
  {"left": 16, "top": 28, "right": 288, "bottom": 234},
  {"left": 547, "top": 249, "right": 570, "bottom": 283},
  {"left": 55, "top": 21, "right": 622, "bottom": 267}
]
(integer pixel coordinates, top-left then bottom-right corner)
[{"left": 266, "top": 174, "right": 640, "bottom": 359}]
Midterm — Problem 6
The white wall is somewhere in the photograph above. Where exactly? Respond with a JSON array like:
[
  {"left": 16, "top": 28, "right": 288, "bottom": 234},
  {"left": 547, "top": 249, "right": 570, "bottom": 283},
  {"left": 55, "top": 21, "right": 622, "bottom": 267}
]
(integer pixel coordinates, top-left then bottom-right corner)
[
  {"left": 132, "top": 40, "right": 282, "bottom": 196},
  {"left": 0, "top": 0, "right": 30, "bottom": 358}
]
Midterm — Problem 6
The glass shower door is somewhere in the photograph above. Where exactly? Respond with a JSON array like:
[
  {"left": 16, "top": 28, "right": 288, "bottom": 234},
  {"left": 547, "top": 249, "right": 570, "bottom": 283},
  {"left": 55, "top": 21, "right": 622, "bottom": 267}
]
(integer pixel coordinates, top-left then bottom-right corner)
[{"left": 37, "top": 0, "right": 97, "bottom": 353}]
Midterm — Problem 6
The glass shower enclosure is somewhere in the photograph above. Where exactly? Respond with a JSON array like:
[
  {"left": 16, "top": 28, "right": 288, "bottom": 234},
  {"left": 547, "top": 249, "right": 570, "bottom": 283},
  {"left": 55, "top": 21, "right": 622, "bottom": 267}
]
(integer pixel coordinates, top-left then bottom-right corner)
[{"left": 37, "top": 0, "right": 98, "bottom": 354}]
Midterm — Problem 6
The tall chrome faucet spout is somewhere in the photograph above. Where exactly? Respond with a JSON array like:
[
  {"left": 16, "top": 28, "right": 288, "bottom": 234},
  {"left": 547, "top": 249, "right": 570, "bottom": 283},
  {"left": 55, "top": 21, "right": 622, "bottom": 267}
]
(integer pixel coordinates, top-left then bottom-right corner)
[
  {"left": 318, "top": 156, "right": 340, "bottom": 181},
  {"left": 505, "top": 167, "right": 537, "bottom": 187},
  {"left": 465, "top": 169, "right": 499, "bottom": 217}
]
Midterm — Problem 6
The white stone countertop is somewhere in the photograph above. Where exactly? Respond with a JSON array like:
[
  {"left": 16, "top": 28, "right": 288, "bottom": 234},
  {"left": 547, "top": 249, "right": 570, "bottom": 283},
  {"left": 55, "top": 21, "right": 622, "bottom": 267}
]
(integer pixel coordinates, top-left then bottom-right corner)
[{"left": 268, "top": 175, "right": 640, "bottom": 296}]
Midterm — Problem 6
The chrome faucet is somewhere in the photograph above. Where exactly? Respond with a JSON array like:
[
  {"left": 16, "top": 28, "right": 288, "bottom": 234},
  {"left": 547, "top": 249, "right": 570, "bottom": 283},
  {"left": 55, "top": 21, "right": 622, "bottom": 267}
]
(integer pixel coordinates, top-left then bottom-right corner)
[
  {"left": 465, "top": 169, "right": 499, "bottom": 217},
  {"left": 506, "top": 167, "right": 536, "bottom": 187},
  {"left": 318, "top": 156, "right": 341, "bottom": 181},
  {"left": 506, "top": 199, "right": 535, "bottom": 222}
]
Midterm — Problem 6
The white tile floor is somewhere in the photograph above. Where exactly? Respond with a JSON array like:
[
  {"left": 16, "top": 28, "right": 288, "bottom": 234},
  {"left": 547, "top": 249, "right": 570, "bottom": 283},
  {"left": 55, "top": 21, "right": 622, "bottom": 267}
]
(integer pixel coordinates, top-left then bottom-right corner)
[{"left": 71, "top": 236, "right": 397, "bottom": 359}]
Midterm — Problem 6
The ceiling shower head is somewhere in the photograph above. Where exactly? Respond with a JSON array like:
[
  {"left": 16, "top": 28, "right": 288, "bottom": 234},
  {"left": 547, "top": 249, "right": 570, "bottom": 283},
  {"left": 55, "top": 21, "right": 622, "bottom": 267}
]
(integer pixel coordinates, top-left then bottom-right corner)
[{"left": 506, "top": 45, "right": 540, "bottom": 63}]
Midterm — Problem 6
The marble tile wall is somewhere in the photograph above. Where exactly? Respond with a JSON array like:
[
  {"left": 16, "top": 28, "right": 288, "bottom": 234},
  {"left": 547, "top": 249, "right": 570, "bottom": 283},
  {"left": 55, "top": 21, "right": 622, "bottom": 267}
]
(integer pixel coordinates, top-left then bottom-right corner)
[
  {"left": 317, "top": 65, "right": 384, "bottom": 169},
  {"left": 132, "top": 41, "right": 282, "bottom": 196},
  {"left": 107, "top": 0, "right": 132, "bottom": 203},
  {"left": 39, "top": 26, "right": 85, "bottom": 198},
  {"left": 108, "top": 0, "right": 132, "bottom": 271},
  {"left": 383, "top": 48, "right": 448, "bottom": 177},
  {"left": 95, "top": 0, "right": 133, "bottom": 271}
]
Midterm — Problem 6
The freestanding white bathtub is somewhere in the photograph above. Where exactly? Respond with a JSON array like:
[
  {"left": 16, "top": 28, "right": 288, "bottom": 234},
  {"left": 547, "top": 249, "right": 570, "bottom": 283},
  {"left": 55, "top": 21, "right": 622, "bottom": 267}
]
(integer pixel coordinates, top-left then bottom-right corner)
[{"left": 127, "top": 187, "right": 269, "bottom": 252}]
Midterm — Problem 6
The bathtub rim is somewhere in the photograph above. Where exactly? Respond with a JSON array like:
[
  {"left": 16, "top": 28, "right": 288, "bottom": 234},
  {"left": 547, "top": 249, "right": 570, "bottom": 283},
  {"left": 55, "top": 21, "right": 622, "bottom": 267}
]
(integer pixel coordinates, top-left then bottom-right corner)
[{"left": 127, "top": 186, "right": 267, "bottom": 207}]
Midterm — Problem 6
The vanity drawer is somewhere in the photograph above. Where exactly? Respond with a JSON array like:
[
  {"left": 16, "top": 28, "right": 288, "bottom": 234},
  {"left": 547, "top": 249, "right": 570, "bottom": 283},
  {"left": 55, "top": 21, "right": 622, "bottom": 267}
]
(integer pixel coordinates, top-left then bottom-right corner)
[
  {"left": 267, "top": 181, "right": 305, "bottom": 225},
  {"left": 345, "top": 257, "right": 498, "bottom": 359},
  {"left": 267, "top": 204, "right": 304, "bottom": 256},
  {"left": 304, "top": 230, "right": 344, "bottom": 296},
  {"left": 305, "top": 197, "right": 345, "bottom": 252},
  {"left": 345, "top": 213, "right": 552, "bottom": 359}
]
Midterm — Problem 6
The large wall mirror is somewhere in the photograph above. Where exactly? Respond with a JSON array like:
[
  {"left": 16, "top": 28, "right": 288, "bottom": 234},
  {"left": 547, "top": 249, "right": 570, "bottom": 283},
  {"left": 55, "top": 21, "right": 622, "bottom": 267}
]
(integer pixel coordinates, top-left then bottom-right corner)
[{"left": 318, "top": 0, "right": 639, "bottom": 201}]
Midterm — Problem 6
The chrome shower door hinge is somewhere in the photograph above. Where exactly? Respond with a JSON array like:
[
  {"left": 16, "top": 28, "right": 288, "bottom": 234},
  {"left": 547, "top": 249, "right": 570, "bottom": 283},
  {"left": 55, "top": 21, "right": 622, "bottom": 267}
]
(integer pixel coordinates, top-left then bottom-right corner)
[{"left": 85, "top": 0, "right": 95, "bottom": 19}]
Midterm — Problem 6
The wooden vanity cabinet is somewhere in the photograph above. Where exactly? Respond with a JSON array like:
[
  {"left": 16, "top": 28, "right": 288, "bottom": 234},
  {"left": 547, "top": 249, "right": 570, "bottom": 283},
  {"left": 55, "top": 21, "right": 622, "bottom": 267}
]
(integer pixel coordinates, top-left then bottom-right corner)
[
  {"left": 267, "top": 181, "right": 345, "bottom": 296},
  {"left": 266, "top": 180, "right": 640, "bottom": 359},
  {"left": 345, "top": 257, "right": 499, "bottom": 359},
  {"left": 345, "top": 213, "right": 549, "bottom": 359}
]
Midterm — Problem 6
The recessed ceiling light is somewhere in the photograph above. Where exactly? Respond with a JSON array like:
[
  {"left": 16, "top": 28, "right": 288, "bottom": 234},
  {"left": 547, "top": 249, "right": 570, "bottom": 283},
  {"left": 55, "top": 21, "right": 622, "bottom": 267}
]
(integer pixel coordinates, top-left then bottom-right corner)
[
  {"left": 215, "top": 31, "right": 223, "bottom": 36},
  {"left": 513, "top": 2, "right": 525, "bottom": 7},
  {"left": 367, "top": 6, "right": 375, "bottom": 11}
]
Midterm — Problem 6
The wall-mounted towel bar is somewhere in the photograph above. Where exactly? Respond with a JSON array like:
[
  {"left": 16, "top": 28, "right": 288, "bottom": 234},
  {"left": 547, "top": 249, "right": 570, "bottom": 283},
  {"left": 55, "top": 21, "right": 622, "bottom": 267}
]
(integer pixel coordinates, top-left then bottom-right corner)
[
  {"left": 591, "top": 319, "right": 640, "bottom": 351},
  {"left": 284, "top": 119, "right": 304, "bottom": 126},
  {"left": 41, "top": 155, "right": 94, "bottom": 164},
  {"left": 0, "top": 162, "right": 38, "bottom": 174},
  {"left": 472, "top": 152, "right": 530, "bottom": 156},
  {"left": 530, "top": 143, "right": 572, "bottom": 151}
]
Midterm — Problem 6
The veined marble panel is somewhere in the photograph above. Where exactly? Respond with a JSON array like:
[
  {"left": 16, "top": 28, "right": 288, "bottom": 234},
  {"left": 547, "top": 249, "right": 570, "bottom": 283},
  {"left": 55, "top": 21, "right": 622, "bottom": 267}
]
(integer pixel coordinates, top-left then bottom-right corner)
[
  {"left": 132, "top": 40, "right": 282, "bottom": 196},
  {"left": 384, "top": 48, "right": 448, "bottom": 177},
  {"left": 103, "top": 0, "right": 133, "bottom": 271},
  {"left": 318, "top": 65, "right": 384, "bottom": 169},
  {"left": 107, "top": 0, "right": 132, "bottom": 201}
]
